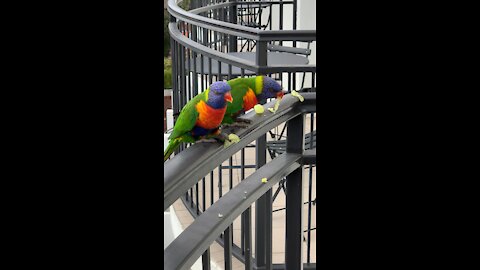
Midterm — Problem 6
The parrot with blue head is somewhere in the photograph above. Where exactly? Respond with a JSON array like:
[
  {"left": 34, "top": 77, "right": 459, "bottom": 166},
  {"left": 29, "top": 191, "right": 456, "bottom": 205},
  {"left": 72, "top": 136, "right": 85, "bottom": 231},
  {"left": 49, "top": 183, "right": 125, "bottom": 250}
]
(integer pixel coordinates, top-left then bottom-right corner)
[
  {"left": 223, "top": 75, "right": 285, "bottom": 124},
  {"left": 164, "top": 81, "right": 233, "bottom": 162}
]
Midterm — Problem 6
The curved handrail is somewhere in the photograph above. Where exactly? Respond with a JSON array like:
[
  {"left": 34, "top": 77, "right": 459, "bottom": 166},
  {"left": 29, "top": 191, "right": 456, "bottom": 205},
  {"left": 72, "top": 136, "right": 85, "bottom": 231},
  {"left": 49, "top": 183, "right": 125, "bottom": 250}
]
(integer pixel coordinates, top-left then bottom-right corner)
[
  {"left": 168, "top": 0, "right": 316, "bottom": 42},
  {"left": 164, "top": 93, "right": 316, "bottom": 211},
  {"left": 164, "top": 152, "right": 302, "bottom": 270},
  {"left": 168, "top": 22, "right": 317, "bottom": 73},
  {"left": 168, "top": 22, "right": 261, "bottom": 72}
]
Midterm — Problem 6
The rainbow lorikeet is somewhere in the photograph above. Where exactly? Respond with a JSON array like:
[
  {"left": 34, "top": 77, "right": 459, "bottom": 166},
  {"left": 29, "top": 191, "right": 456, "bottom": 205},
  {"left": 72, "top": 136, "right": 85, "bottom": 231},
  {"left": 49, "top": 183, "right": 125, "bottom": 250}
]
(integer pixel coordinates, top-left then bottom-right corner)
[
  {"left": 164, "top": 81, "right": 233, "bottom": 162},
  {"left": 223, "top": 76, "right": 285, "bottom": 124}
]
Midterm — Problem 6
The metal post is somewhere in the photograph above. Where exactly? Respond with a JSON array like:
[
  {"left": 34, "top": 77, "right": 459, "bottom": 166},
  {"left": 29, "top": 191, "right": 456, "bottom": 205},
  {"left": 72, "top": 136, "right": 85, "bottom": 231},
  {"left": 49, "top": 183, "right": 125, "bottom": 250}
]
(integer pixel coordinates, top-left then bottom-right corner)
[
  {"left": 285, "top": 114, "right": 305, "bottom": 270},
  {"left": 229, "top": 0, "right": 238, "bottom": 52},
  {"left": 244, "top": 207, "right": 253, "bottom": 270},
  {"left": 254, "top": 100, "right": 270, "bottom": 269},
  {"left": 256, "top": 41, "right": 268, "bottom": 69},
  {"left": 224, "top": 225, "right": 233, "bottom": 270},
  {"left": 202, "top": 248, "right": 211, "bottom": 270},
  {"left": 255, "top": 134, "right": 268, "bottom": 269},
  {"left": 255, "top": 39, "right": 271, "bottom": 270}
]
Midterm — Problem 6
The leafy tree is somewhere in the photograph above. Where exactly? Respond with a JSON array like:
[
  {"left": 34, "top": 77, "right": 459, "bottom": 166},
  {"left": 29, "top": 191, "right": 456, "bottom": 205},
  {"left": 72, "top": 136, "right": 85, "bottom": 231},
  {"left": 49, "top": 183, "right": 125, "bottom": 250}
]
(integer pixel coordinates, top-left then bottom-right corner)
[{"left": 164, "top": 10, "right": 170, "bottom": 57}]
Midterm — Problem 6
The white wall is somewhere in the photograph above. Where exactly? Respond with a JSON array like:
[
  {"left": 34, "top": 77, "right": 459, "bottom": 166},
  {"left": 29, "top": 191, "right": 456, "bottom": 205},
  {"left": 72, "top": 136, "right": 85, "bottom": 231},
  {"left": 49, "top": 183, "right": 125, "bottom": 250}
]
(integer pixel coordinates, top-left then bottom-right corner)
[
  {"left": 296, "top": 0, "right": 316, "bottom": 90},
  {"left": 259, "top": 0, "right": 317, "bottom": 91}
]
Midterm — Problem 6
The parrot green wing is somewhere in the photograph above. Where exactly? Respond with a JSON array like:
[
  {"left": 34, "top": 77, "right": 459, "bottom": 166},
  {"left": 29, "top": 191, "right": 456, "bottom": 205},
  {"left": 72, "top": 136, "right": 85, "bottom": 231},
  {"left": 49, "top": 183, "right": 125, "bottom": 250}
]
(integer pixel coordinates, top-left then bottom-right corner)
[
  {"left": 222, "top": 77, "right": 257, "bottom": 124},
  {"left": 168, "top": 92, "right": 205, "bottom": 140},
  {"left": 226, "top": 77, "right": 253, "bottom": 115}
]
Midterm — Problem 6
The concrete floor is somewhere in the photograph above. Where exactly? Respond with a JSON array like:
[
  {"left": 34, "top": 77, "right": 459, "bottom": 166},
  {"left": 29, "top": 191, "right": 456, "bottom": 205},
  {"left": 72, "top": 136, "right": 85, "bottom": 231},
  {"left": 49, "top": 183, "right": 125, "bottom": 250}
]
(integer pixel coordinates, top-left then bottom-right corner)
[{"left": 171, "top": 114, "right": 316, "bottom": 268}]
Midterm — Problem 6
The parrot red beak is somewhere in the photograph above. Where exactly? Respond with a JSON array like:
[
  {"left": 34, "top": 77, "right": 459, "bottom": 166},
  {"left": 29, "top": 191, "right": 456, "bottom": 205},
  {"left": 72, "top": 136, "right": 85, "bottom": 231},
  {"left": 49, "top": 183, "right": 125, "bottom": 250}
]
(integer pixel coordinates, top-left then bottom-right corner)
[
  {"left": 224, "top": 92, "right": 233, "bottom": 103},
  {"left": 276, "top": 90, "right": 286, "bottom": 99}
]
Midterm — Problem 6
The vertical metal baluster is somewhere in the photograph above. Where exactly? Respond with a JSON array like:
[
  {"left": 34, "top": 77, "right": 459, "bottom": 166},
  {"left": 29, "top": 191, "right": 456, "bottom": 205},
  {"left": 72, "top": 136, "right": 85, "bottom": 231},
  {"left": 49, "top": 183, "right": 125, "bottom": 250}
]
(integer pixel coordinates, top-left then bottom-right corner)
[
  {"left": 202, "top": 248, "right": 211, "bottom": 270},
  {"left": 218, "top": 54, "right": 223, "bottom": 203},
  {"left": 199, "top": 50, "right": 206, "bottom": 213},
  {"left": 184, "top": 29, "right": 190, "bottom": 148},
  {"left": 285, "top": 114, "right": 305, "bottom": 270},
  {"left": 208, "top": 9, "right": 212, "bottom": 48},
  {"left": 186, "top": 47, "right": 191, "bottom": 102},
  {"left": 258, "top": 2, "right": 262, "bottom": 30},
  {"left": 171, "top": 39, "right": 177, "bottom": 117},
  {"left": 255, "top": 133, "right": 272, "bottom": 270},
  {"left": 269, "top": 2, "right": 272, "bottom": 30},
  {"left": 224, "top": 225, "right": 232, "bottom": 270},
  {"left": 307, "top": 113, "right": 314, "bottom": 263},
  {"left": 170, "top": 16, "right": 178, "bottom": 116},
  {"left": 279, "top": 1, "right": 283, "bottom": 49},
  {"left": 293, "top": 0, "right": 298, "bottom": 32},
  {"left": 186, "top": 49, "right": 192, "bottom": 147},
  {"left": 222, "top": 6, "right": 226, "bottom": 52},
  {"left": 247, "top": 3, "right": 250, "bottom": 51},
  {"left": 312, "top": 71, "right": 316, "bottom": 90},
  {"left": 182, "top": 26, "right": 189, "bottom": 156},
  {"left": 244, "top": 207, "right": 252, "bottom": 270},
  {"left": 202, "top": 177, "right": 206, "bottom": 213},
  {"left": 208, "top": 56, "right": 213, "bottom": 89},
  {"left": 210, "top": 171, "right": 214, "bottom": 206},
  {"left": 208, "top": 53, "right": 214, "bottom": 207},
  {"left": 214, "top": 9, "right": 218, "bottom": 51},
  {"left": 218, "top": 165, "right": 223, "bottom": 199},
  {"left": 218, "top": 46, "right": 223, "bottom": 81},
  {"left": 308, "top": 72, "right": 316, "bottom": 263},
  {"left": 192, "top": 49, "right": 198, "bottom": 96},
  {"left": 240, "top": 146, "right": 245, "bottom": 254},
  {"left": 288, "top": 72, "right": 291, "bottom": 94},
  {"left": 196, "top": 182, "right": 200, "bottom": 215},
  {"left": 228, "top": 63, "right": 233, "bottom": 194},
  {"left": 229, "top": 0, "right": 237, "bottom": 52},
  {"left": 190, "top": 187, "right": 194, "bottom": 208},
  {"left": 240, "top": 67, "right": 246, "bottom": 256},
  {"left": 180, "top": 41, "right": 187, "bottom": 153},
  {"left": 255, "top": 40, "right": 272, "bottom": 270}
]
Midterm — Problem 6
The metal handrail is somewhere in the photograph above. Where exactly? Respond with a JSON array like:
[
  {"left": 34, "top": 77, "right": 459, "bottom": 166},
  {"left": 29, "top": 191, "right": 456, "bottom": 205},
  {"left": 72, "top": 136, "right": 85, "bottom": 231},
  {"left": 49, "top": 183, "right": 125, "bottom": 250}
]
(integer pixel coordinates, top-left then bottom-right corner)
[
  {"left": 165, "top": 2, "right": 317, "bottom": 268},
  {"left": 168, "top": 22, "right": 261, "bottom": 71},
  {"left": 168, "top": 0, "right": 316, "bottom": 42},
  {"left": 168, "top": 22, "right": 317, "bottom": 74},
  {"left": 165, "top": 152, "right": 302, "bottom": 270},
  {"left": 164, "top": 93, "right": 316, "bottom": 211}
]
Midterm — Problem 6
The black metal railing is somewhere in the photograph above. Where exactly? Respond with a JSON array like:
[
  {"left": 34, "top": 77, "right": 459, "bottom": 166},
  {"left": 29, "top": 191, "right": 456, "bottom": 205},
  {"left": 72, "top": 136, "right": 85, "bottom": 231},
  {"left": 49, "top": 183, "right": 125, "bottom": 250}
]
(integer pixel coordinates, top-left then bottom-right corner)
[
  {"left": 165, "top": 0, "right": 316, "bottom": 269},
  {"left": 165, "top": 94, "right": 316, "bottom": 270}
]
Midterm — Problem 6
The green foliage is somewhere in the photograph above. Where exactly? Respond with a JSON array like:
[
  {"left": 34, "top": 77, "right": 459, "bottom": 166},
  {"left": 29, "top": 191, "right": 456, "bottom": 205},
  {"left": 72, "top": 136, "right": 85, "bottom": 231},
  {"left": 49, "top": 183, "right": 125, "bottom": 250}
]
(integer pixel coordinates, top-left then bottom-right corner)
[
  {"left": 164, "top": 0, "right": 191, "bottom": 57},
  {"left": 178, "top": 0, "right": 191, "bottom": 10},
  {"left": 164, "top": 10, "right": 170, "bottom": 57},
  {"left": 164, "top": 57, "right": 173, "bottom": 89},
  {"left": 164, "top": 0, "right": 191, "bottom": 85}
]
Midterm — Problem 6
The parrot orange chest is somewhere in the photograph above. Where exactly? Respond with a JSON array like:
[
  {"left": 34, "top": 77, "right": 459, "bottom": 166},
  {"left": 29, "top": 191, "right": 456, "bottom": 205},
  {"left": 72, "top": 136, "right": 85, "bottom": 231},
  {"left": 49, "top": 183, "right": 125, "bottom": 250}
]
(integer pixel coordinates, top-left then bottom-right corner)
[
  {"left": 243, "top": 88, "right": 258, "bottom": 111},
  {"left": 195, "top": 100, "right": 226, "bottom": 129}
]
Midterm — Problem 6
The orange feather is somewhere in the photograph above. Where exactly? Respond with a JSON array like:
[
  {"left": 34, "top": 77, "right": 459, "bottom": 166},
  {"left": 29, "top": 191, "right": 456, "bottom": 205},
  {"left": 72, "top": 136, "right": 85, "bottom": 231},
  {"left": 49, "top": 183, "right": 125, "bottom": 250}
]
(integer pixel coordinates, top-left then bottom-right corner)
[
  {"left": 195, "top": 100, "right": 227, "bottom": 129},
  {"left": 243, "top": 88, "right": 258, "bottom": 111}
]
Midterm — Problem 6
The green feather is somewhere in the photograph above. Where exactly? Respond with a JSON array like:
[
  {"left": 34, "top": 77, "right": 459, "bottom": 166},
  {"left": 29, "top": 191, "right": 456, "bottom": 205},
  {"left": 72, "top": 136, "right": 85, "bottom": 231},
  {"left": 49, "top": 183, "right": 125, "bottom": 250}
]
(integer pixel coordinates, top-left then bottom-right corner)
[
  {"left": 168, "top": 92, "right": 204, "bottom": 140},
  {"left": 164, "top": 138, "right": 181, "bottom": 162},
  {"left": 223, "top": 76, "right": 259, "bottom": 123},
  {"left": 164, "top": 91, "right": 206, "bottom": 162}
]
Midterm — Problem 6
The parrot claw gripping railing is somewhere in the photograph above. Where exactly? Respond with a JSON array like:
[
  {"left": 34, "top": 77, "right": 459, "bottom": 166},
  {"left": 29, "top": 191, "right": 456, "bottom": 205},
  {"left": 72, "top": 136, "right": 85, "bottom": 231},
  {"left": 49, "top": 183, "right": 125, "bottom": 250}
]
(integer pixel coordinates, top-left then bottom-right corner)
[{"left": 165, "top": 0, "right": 316, "bottom": 269}]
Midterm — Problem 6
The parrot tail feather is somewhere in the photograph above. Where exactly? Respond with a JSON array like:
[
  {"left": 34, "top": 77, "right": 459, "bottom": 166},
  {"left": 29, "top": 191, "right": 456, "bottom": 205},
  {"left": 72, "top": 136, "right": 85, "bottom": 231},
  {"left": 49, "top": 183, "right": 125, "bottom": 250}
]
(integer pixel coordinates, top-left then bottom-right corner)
[{"left": 164, "top": 138, "right": 182, "bottom": 162}]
